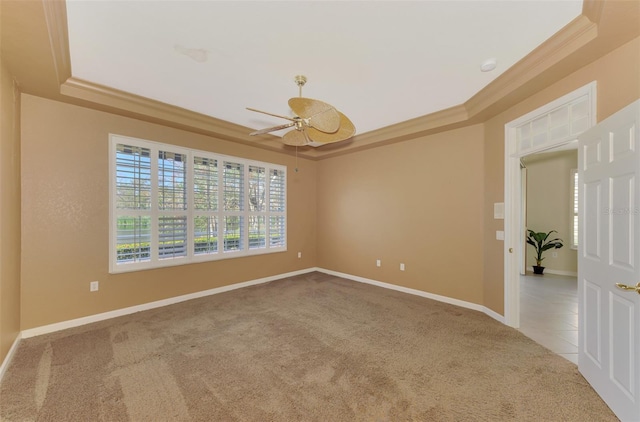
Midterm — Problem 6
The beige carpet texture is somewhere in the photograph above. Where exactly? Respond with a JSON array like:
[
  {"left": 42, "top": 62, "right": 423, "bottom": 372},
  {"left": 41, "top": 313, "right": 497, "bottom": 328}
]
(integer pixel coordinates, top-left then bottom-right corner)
[{"left": 0, "top": 272, "right": 616, "bottom": 421}]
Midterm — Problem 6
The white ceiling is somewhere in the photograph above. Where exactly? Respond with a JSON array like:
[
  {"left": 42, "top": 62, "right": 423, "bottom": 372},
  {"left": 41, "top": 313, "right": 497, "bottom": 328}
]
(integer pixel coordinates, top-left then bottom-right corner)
[{"left": 66, "top": 0, "right": 583, "bottom": 137}]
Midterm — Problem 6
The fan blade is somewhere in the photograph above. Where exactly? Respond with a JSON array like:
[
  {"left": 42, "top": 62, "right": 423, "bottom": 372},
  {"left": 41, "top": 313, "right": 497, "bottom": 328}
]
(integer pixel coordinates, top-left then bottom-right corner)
[
  {"left": 246, "top": 107, "right": 296, "bottom": 122},
  {"left": 306, "top": 112, "right": 355, "bottom": 144},
  {"left": 250, "top": 122, "right": 295, "bottom": 136},
  {"left": 309, "top": 107, "right": 340, "bottom": 134},
  {"left": 282, "top": 129, "right": 308, "bottom": 146},
  {"left": 288, "top": 98, "right": 340, "bottom": 133}
]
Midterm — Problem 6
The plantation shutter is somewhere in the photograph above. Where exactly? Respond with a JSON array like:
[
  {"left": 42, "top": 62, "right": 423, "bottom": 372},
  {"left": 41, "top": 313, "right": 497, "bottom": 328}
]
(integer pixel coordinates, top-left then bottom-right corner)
[
  {"left": 269, "top": 169, "right": 286, "bottom": 248},
  {"left": 223, "top": 161, "right": 244, "bottom": 252},
  {"left": 158, "top": 150, "right": 187, "bottom": 260},
  {"left": 248, "top": 165, "right": 267, "bottom": 249},
  {"left": 110, "top": 134, "right": 287, "bottom": 273},
  {"left": 193, "top": 156, "right": 218, "bottom": 255},
  {"left": 115, "top": 144, "right": 152, "bottom": 264}
]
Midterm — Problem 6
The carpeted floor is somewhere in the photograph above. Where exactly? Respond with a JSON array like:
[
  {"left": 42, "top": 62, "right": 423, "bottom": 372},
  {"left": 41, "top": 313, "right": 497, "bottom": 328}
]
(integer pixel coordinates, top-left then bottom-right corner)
[{"left": 0, "top": 271, "right": 617, "bottom": 421}]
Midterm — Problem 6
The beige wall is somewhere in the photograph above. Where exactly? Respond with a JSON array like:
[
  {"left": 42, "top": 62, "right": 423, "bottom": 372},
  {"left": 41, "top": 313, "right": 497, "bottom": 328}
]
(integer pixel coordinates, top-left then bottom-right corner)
[
  {"left": 483, "top": 36, "right": 640, "bottom": 314},
  {"left": 317, "top": 124, "right": 485, "bottom": 304},
  {"left": 6, "top": 22, "right": 640, "bottom": 355},
  {"left": 0, "top": 57, "right": 21, "bottom": 361},
  {"left": 524, "top": 150, "right": 578, "bottom": 273},
  {"left": 20, "top": 95, "right": 317, "bottom": 330},
  {"left": 317, "top": 37, "right": 640, "bottom": 312}
]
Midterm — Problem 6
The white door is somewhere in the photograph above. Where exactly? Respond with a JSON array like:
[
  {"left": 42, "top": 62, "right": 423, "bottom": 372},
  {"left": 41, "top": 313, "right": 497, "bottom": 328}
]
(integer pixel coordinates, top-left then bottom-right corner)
[{"left": 579, "top": 99, "right": 640, "bottom": 422}]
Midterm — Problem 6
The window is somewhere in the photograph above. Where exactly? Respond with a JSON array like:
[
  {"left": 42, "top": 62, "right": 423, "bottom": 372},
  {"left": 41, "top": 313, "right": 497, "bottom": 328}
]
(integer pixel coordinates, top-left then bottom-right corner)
[
  {"left": 110, "top": 135, "right": 286, "bottom": 273},
  {"left": 571, "top": 168, "right": 578, "bottom": 249},
  {"left": 509, "top": 82, "right": 596, "bottom": 156}
]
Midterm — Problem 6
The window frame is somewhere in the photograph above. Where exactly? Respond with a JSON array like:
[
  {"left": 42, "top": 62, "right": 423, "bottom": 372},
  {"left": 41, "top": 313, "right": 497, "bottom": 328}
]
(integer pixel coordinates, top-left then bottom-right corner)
[
  {"left": 109, "top": 134, "right": 287, "bottom": 274},
  {"left": 570, "top": 168, "right": 578, "bottom": 250}
]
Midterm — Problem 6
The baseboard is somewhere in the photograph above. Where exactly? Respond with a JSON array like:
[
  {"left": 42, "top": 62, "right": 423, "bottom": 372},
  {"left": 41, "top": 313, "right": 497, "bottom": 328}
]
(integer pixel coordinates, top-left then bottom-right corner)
[
  {"left": 316, "top": 268, "right": 505, "bottom": 324},
  {"left": 21, "top": 268, "right": 318, "bottom": 339},
  {"left": 525, "top": 267, "right": 578, "bottom": 277},
  {"left": 482, "top": 306, "right": 505, "bottom": 324},
  {"left": 20, "top": 266, "right": 507, "bottom": 340},
  {"left": 0, "top": 333, "right": 22, "bottom": 383}
]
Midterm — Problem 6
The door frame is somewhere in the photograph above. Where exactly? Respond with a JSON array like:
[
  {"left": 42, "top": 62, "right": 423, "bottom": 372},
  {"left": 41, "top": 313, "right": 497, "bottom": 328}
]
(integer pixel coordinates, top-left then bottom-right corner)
[{"left": 503, "top": 82, "right": 596, "bottom": 328}]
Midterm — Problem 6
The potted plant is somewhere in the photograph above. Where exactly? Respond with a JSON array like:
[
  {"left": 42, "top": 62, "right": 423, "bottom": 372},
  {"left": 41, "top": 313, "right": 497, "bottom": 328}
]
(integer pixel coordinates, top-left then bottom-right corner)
[{"left": 526, "top": 229, "right": 564, "bottom": 275}]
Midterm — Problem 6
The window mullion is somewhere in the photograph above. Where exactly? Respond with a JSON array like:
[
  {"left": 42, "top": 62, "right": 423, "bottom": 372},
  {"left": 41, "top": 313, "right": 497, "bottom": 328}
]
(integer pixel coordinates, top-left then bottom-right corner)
[
  {"left": 150, "top": 145, "right": 159, "bottom": 265},
  {"left": 243, "top": 163, "right": 250, "bottom": 252},
  {"left": 571, "top": 168, "right": 579, "bottom": 250},
  {"left": 266, "top": 167, "right": 272, "bottom": 250},
  {"left": 217, "top": 160, "right": 224, "bottom": 253},
  {"left": 187, "top": 151, "right": 194, "bottom": 260}
]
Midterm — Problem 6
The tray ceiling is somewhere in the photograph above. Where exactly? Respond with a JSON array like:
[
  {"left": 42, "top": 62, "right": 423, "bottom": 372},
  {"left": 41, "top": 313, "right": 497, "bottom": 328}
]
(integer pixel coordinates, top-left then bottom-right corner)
[{"left": 65, "top": 1, "right": 583, "bottom": 137}]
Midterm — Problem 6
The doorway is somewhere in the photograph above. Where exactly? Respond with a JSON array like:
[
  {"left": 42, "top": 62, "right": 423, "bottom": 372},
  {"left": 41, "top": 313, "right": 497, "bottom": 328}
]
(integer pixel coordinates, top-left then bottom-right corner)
[
  {"left": 518, "top": 148, "right": 578, "bottom": 363},
  {"left": 503, "top": 81, "right": 596, "bottom": 329}
]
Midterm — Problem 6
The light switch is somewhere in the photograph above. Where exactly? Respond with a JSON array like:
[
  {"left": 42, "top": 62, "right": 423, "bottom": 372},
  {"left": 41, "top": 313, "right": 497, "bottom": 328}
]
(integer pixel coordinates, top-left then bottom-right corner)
[
  {"left": 496, "top": 230, "right": 505, "bottom": 240},
  {"left": 494, "top": 203, "right": 504, "bottom": 219}
]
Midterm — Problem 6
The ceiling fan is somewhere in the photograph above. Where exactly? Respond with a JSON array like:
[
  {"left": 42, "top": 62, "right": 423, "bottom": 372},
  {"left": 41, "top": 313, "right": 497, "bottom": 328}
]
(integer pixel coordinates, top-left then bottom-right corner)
[{"left": 247, "top": 75, "right": 355, "bottom": 147}]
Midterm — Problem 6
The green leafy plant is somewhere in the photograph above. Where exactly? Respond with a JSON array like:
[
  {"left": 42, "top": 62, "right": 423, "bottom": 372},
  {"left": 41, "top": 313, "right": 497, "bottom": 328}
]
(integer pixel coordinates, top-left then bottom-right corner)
[
  {"left": 116, "top": 234, "right": 284, "bottom": 262},
  {"left": 526, "top": 229, "right": 564, "bottom": 267}
]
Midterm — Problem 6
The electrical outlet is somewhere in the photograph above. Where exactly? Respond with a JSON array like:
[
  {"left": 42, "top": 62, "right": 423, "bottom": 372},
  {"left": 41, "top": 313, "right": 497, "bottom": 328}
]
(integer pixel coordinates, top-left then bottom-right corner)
[
  {"left": 90, "top": 281, "right": 99, "bottom": 292},
  {"left": 552, "top": 252, "right": 558, "bottom": 258},
  {"left": 376, "top": 259, "right": 381, "bottom": 267},
  {"left": 298, "top": 252, "right": 302, "bottom": 258},
  {"left": 400, "top": 263, "right": 405, "bottom": 271}
]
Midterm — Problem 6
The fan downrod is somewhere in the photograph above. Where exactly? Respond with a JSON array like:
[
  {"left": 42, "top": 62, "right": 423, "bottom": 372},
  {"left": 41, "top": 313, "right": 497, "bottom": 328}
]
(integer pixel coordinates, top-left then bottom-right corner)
[{"left": 294, "top": 75, "right": 307, "bottom": 97}]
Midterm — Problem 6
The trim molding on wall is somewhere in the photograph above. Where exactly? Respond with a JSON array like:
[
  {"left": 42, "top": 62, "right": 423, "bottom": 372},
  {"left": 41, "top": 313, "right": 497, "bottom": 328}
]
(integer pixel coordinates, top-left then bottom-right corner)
[
  {"left": 4, "top": 267, "right": 507, "bottom": 377},
  {"left": 19, "top": 267, "right": 505, "bottom": 341},
  {"left": 38, "top": 0, "right": 604, "bottom": 161},
  {"left": 20, "top": 268, "right": 316, "bottom": 339},
  {"left": 42, "top": 0, "right": 71, "bottom": 85},
  {"left": 317, "top": 268, "right": 505, "bottom": 324},
  {"left": 465, "top": 16, "right": 597, "bottom": 119},
  {"left": 0, "top": 334, "right": 22, "bottom": 383},
  {"left": 60, "top": 78, "right": 249, "bottom": 140}
]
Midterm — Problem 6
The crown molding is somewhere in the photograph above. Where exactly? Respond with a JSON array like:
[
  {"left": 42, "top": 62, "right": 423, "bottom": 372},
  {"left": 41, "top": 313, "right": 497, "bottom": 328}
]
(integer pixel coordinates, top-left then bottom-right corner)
[
  {"left": 38, "top": 0, "right": 318, "bottom": 159},
  {"left": 301, "top": 104, "right": 470, "bottom": 159},
  {"left": 36, "top": 0, "right": 615, "bottom": 161},
  {"left": 55, "top": 15, "right": 592, "bottom": 159},
  {"left": 42, "top": 0, "right": 71, "bottom": 85},
  {"left": 61, "top": 77, "right": 253, "bottom": 141},
  {"left": 59, "top": 77, "right": 317, "bottom": 158},
  {"left": 582, "top": 0, "right": 605, "bottom": 24},
  {"left": 307, "top": 23, "right": 603, "bottom": 160},
  {"left": 356, "top": 104, "right": 469, "bottom": 145},
  {"left": 465, "top": 15, "right": 598, "bottom": 119}
]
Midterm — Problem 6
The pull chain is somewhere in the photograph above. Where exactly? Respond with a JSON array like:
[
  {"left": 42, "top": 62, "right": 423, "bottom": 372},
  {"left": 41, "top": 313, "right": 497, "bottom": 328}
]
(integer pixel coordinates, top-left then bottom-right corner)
[{"left": 295, "top": 146, "right": 299, "bottom": 173}]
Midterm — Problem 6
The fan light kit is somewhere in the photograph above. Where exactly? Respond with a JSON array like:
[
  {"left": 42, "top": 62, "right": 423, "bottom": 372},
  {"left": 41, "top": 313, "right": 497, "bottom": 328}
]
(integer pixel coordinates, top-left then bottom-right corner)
[{"left": 247, "top": 75, "right": 355, "bottom": 147}]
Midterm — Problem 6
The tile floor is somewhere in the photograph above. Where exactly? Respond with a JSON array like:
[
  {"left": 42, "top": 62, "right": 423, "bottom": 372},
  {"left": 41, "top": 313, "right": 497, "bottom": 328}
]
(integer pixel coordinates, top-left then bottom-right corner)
[{"left": 518, "top": 272, "right": 578, "bottom": 364}]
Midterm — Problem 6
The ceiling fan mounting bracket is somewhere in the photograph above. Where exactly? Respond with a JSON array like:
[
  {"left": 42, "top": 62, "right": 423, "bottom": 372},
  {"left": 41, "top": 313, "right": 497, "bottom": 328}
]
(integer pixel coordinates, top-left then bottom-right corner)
[{"left": 294, "top": 75, "right": 307, "bottom": 88}]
